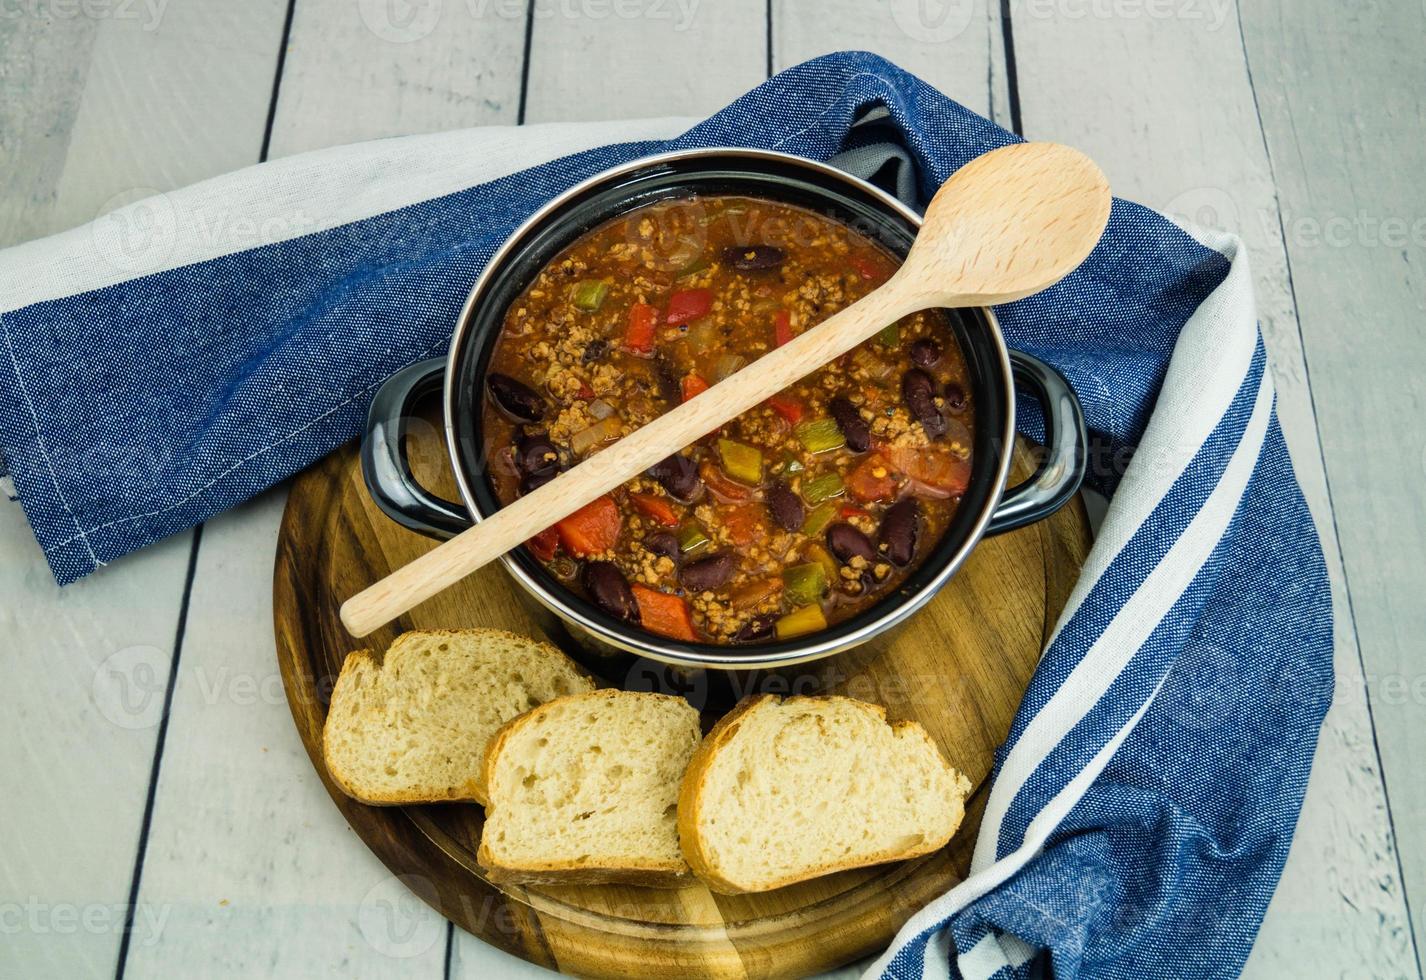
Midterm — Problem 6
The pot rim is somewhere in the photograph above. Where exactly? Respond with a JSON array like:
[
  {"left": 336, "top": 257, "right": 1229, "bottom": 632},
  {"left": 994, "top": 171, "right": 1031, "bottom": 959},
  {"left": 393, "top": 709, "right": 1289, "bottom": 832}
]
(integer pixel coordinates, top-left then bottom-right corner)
[{"left": 442, "top": 146, "right": 1015, "bottom": 670}]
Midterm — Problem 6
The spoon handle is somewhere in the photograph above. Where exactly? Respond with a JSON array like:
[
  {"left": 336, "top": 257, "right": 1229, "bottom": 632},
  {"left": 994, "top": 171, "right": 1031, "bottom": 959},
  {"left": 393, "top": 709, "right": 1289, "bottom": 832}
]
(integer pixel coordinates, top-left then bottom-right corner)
[{"left": 340, "top": 278, "right": 926, "bottom": 637}]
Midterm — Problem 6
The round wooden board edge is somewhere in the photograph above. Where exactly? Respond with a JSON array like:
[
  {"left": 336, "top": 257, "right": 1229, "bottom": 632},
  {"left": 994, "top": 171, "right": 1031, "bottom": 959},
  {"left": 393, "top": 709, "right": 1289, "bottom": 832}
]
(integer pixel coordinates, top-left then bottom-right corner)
[{"left": 272, "top": 442, "right": 1091, "bottom": 978}]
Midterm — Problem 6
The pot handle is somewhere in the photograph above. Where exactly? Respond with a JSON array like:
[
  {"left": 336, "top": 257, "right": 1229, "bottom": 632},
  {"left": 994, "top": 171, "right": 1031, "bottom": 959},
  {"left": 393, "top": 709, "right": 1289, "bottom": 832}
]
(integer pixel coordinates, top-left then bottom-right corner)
[
  {"left": 986, "top": 351, "right": 1088, "bottom": 535},
  {"left": 361, "top": 357, "right": 473, "bottom": 540}
]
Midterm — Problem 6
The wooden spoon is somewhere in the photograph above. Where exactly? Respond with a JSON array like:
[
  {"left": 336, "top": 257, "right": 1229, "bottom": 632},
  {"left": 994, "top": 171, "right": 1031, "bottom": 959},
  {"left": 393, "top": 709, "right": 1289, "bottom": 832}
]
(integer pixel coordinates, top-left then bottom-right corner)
[{"left": 341, "top": 141, "right": 1111, "bottom": 637}]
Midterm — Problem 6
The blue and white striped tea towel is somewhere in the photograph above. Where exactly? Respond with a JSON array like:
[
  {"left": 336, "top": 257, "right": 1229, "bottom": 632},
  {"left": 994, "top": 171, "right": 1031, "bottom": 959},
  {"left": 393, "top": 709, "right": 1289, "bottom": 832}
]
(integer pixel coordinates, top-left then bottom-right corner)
[{"left": 0, "top": 51, "right": 1331, "bottom": 979}]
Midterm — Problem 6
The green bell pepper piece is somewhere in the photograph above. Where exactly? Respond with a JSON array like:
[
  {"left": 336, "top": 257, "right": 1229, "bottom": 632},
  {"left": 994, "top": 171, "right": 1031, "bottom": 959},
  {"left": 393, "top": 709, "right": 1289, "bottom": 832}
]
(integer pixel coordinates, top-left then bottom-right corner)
[
  {"left": 717, "top": 438, "right": 763, "bottom": 485},
  {"left": 801, "top": 471, "right": 845, "bottom": 505},
  {"left": 571, "top": 279, "right": 608, "bottom": 311},
  {"left": 794, "top": 417, "right": 845, "bottom": 454}
]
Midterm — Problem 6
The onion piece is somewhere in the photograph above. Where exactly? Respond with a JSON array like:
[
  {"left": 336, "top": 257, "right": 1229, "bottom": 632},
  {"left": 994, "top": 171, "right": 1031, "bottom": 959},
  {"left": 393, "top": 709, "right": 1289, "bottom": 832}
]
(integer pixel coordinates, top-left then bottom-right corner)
[
  {"left": 851, "top": 348, "right": 896, "bottom": 382},
  {"left": 685, "top": 317, "right": 718, "bottom": 351},
  {"left": 570, "top": 415, "right": 623, "bottom": 456},
  {"left": 906, "top": 477, "right": 954, "bottom": 500},
  {"left": 713, "top": 353, "right": 747, "bottom": 382},
  {"left": 587, "top": 399, "right": 616, "bottom": 420}
]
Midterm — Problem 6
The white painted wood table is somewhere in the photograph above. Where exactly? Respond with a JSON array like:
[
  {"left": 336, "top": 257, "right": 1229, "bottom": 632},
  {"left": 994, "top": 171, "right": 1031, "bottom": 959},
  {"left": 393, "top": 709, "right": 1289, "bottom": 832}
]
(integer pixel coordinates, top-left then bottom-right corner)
[{"left": 2, "top": 2, "right": 1422, "bottom": 977}]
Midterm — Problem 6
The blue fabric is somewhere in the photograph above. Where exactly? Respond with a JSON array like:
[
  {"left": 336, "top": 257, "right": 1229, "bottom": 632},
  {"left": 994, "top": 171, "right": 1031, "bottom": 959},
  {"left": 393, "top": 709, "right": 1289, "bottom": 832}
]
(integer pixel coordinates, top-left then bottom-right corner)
[{"left": 0, "top": 52, "right": 1331, "bottom": 980}]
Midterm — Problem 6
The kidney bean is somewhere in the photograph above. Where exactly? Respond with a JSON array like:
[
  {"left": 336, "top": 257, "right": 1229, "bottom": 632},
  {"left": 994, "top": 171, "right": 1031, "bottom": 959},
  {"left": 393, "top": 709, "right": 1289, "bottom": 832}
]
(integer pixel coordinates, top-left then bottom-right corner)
[
  {"left": 644, "top": 530, "right": 680, "bottom": 563},
  {"left": 654, "top": 353, "right": 681, "bottom": 403},
  {"left": 723, "top": 244, "right": 786, "bottom": 271},
  {"left": 828, "top": 396, "right": 871, "bottom": 452},
  {"left": 487, "top": 372, "right": 545, "bottom": 423},
  {"left": 513, "top": 432, "right": 560, "bottom": 478},
  {"left": 681, "top": 553, "right": 735, "bottom": 592},
  {"left": 520, "top": 469, "right": 557, "bottom": 495},
  {"left": 732, "top": 614, "right": 777, "bottom": 644},
  {"left": 826, "top": 522, "right": 876, "bottom": 564},
  {"left": 943, "top": 381, "right": 968, "bottom": 414},
  {"left": 902, "top": 368, "right": 947, "bottom": 439},
  {"left": 648, "top": 453, "right": 702, "bottom": 502},
  {"left": 765, "top": 482, "right": 805, "bottom": 532},
  {"left": 582, "top": 338, "right": 609, "bottom": 363},
  {"left": 909, "top": 337, "right": 942, "bottom": 368},
  {"left": 582, "top": 561, "right": 640, "bottom": 624},
  {"left": 879, "top": 498, "right": 920, "bottom": 566}
]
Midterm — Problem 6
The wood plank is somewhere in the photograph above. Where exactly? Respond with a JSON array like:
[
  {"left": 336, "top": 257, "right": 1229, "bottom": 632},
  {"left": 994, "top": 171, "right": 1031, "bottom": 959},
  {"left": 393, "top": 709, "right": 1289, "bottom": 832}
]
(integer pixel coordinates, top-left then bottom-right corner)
[
  {"left": 264, "top": 0, "right": 528, "bottom": 155},
  {"left": 464, "top": 2, "right": 765, "bottom": 973},
  {"left": 454, "top": 6, "right": 771, "bottom": 972},
  {"left": 773, "top": 0, "right": 1010, "bottom": 126},
  {"left": 0, "top": 515, "right": 190, "bottom": 979},
  {"left": 48, "top": 2, "right": 287, "bottom": 231},
  {"left": 119, "top": 6, "right": 526, "bottom": 977},
  {"left": 450, "top": 0, "right": 752, "bottom": 971},
  {"left": 119, "top": 492, "right": 448, "bottom": 978},
  {"left": 0, "top": 14, "right": 99, "bottom": 246},
  {"left": 0, "top": 5, "right": 287, "bottom": 979},
  {"left": 1239, "top": 0, "right": 1426, "bottom": 966},
  {"left": 1004, "top": 4, "right": 1417, "bottom": 976},
  {"left": 454, "top": 4, "right": 754, "bottom": 974},
  {"left": 520, "top": 0, "right": 766, "bottom": 124}
]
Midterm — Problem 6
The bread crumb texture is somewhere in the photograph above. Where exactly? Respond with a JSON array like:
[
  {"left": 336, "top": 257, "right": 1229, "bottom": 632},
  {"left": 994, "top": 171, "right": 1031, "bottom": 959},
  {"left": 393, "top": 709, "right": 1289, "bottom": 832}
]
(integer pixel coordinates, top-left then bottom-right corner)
[{"left": 479, "top": 690, "right": 701, "bottom": 881}]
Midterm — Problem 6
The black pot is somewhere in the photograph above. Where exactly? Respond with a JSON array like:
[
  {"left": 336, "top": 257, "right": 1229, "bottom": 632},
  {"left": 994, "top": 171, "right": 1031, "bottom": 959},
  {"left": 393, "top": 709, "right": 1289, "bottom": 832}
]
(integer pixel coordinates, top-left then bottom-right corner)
[{"left": 361, "top": 148, "right": 1086, "bottom": 691}]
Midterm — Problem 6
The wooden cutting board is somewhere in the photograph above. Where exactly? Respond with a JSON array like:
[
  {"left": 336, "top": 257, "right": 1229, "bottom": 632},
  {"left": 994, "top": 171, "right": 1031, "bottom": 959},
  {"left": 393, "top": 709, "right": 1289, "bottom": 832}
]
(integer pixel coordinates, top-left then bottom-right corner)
[{"left": 274, "top": 419, "right": 1089, "bottom": 979}]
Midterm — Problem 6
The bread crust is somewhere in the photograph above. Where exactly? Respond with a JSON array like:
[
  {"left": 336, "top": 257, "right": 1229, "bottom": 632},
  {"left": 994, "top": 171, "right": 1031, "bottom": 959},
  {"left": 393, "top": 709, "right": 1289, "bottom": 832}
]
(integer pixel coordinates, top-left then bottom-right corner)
[
  {"left": 320, "top": 629, "right": 591, "bottom": 807},
  {"left": 677, "top": 694, "right": 969, "bottom": 895},
  {"left": 476, "top": 690, "right": 695, "bottom": 887}
]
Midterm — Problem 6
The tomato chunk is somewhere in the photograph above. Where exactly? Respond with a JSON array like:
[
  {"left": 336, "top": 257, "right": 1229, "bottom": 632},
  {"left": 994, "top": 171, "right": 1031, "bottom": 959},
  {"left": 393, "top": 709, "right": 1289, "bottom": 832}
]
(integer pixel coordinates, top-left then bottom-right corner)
[
  {"left": 629, "top": 492, "right": 681, "bottom": 527},
  {"left": 846, "top": 454, "right": 899, "bottom": 503},
  {"left": 720, "top": 502, "right": 766, "bottom": 547},
  {"left": 624, "top": 302, "right": 658, "bottom": 353},
  {"left": 766, "top": 394, "right": 804, "bottom": 424},
  {"left": 885, "top": 446, "right": 971, "bottom": 498},
  {"left": 631, "top": 585, "right": 699, "bottom": 642},
  {"left": 681, "top": 372, "right": 710, "bottom": 402},
  {"left": 526, "top": 526, "right": 559, "bottom": 562},
  {"left": 555, "top": 495, "right": 622, "bottom": 556},
  {"left": 699, "top": 460, "right": 754, "bottom": 501},
  {"left": 850, "top": 253, "right": 889, "bottom": 283},
  {"left": 773, "top": 309, "right": 794, "bottom": 347},
  {"left": 666, "top": 289, "right": 712, "bottom": 325}
]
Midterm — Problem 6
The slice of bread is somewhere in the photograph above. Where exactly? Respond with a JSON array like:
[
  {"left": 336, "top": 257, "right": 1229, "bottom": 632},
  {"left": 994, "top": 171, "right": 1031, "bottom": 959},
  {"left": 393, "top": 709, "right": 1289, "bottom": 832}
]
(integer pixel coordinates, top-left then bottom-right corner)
[
  {"left": 477, "top": 690, "right": 702, "bottom": 887},
  {"left": 678, "top": 695, "right": 972, "bottom": 894},
  {"left": 322, "top": 629, "right": 593, "bottom": 806}
]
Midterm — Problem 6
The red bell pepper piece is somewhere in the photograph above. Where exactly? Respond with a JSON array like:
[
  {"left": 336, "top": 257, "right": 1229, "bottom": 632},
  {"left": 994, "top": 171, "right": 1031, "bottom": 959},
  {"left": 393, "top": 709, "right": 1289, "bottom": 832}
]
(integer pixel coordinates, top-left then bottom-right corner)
[
  {"left": 773, "top": 309, "right": 794, "bottom": 347},
  {"left": 681, "top": 373, "right": 710, "bottom": 402},
  {"left": 629, "top": 492, "right": 681, "bottom": 527},
  {"left": 624, "top": 302, "right": 658, "bottom": 353},
  {"left": 766, "top": 394, "right": 804, "bottom": 423},
  {"left": 631, "top": 585, "right": 699, "bottom": 641},
  {"left": 555, "top": 495, "right": 622, "bottom": 556},
  {"left": 665, "top": 289, "right": 712, "bottom": 325},
  {"left": 526, "top": 526, "right": 559, "bottom": 562}
]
